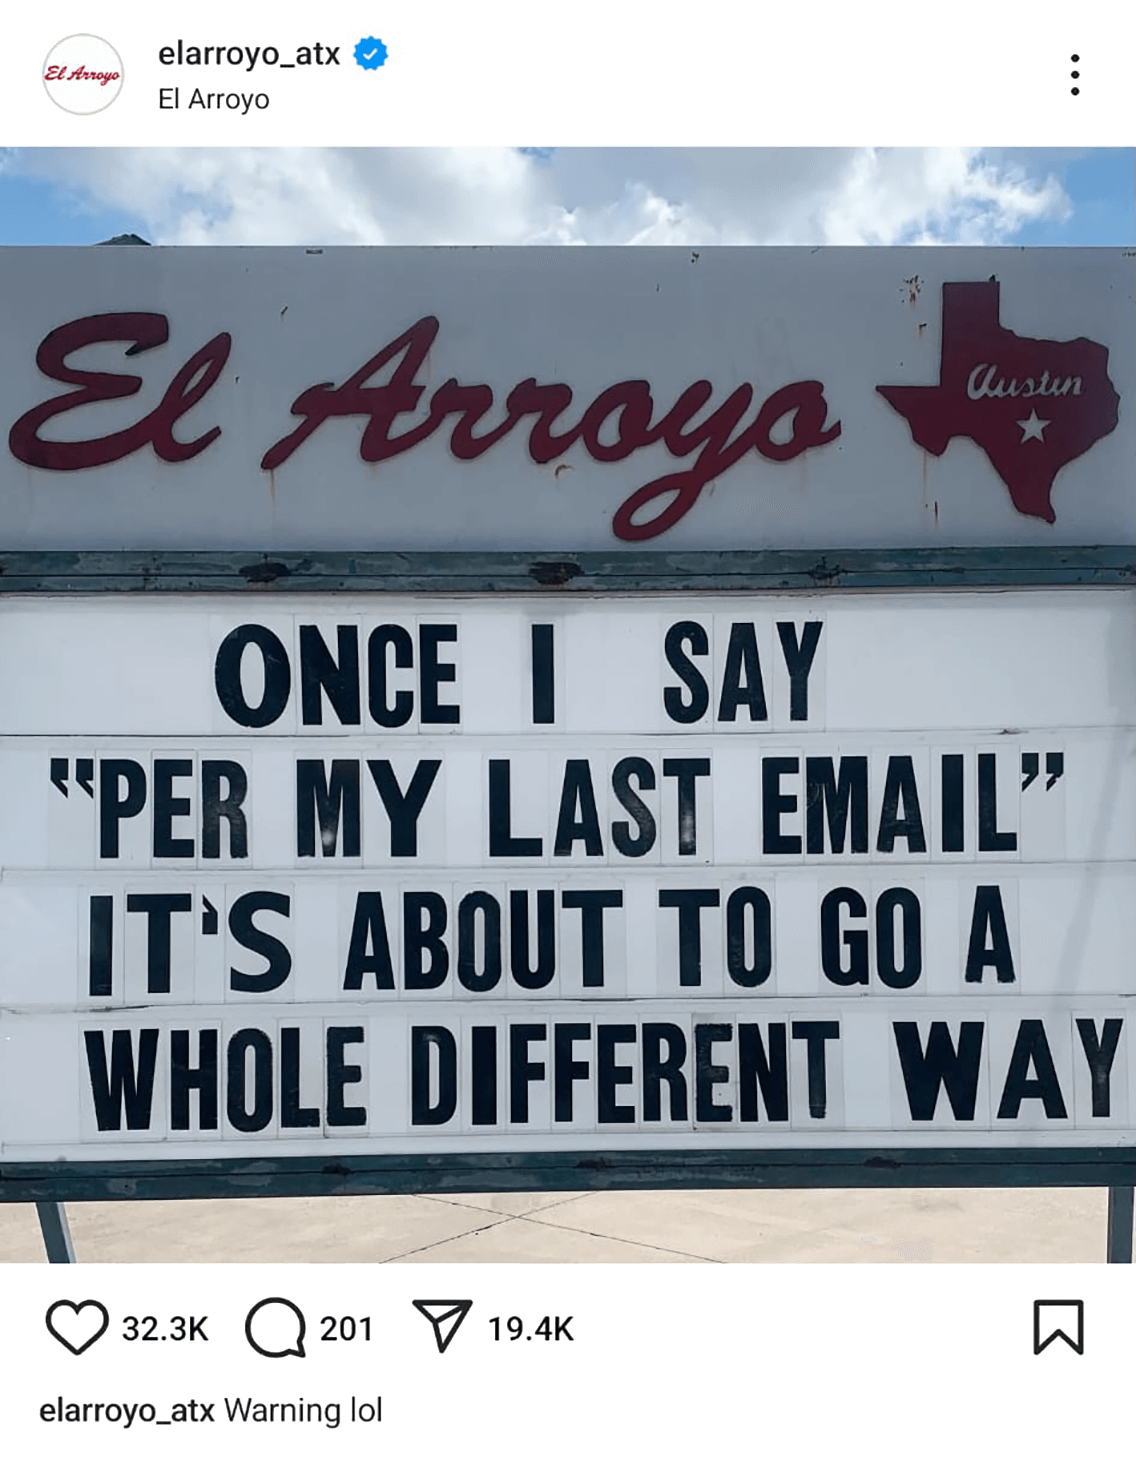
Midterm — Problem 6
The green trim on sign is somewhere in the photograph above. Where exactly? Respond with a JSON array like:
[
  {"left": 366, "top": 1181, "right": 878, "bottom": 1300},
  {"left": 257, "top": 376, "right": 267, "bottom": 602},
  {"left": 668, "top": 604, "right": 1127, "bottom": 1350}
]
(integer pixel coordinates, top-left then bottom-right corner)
[
  {"left": 0, "top": 546, "right": 1135, "bottom": 593},
  {"left": 2, "top": 1149, "right": 1134, "bottom": 1202}
]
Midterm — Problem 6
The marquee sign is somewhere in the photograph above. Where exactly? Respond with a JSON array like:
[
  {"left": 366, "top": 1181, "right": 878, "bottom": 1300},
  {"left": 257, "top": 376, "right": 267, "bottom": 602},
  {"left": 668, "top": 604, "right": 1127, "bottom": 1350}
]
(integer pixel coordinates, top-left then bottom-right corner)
[
  {"left": 1, "top": 590, "right": 1133, "bottom": 1165},
  {"left": 2, "top": 245, "right": 1134, "bottom": 1211}
]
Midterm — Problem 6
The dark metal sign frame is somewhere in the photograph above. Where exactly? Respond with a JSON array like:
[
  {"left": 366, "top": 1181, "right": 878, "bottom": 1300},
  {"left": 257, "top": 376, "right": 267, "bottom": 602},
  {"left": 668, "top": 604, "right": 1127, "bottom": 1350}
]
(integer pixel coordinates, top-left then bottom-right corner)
[
  {"left": 2, "top": 1145, "right": 1135, "bottom": 1202},
  {"left": 2, "top": 545, "right": 1133, "bottom": 1260}
]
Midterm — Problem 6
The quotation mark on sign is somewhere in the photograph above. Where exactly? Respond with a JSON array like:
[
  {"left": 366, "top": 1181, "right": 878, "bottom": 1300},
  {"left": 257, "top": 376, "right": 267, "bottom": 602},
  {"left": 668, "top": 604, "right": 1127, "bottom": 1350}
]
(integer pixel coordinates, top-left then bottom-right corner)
[
  {"left": 50, "top": 757, "right": 94, "bottom": 797},
  {"left": 1021, "top": 752, "right": 1064, "bottom": 791}
]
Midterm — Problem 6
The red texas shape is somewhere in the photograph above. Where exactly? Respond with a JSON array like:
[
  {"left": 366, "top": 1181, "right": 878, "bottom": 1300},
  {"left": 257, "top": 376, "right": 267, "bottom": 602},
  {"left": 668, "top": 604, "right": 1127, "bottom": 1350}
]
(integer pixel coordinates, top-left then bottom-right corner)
[{"left": 876, "top": 279, "right": 1119, "bottom": 522}]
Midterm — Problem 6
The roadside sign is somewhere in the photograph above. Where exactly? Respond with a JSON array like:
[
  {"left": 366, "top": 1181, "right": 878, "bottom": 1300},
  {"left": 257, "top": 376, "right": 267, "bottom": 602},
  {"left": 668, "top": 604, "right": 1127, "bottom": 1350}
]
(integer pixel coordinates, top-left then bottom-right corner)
[
  {"left": 1, "top": 246, "right": 1133, "bottom": 1207},
  {"left": 1, "top": 591, "right": 1133, "bottom": 1172}
]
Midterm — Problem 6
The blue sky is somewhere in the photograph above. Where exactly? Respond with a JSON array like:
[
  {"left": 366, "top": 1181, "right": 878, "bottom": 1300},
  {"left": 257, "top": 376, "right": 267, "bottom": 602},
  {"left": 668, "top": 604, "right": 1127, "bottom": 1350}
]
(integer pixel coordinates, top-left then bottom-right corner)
[
  {"left": 0, "top": 148, "right": 1131, "bottom": 247},
  {"left": 0, "top": 168, "right": 137, "bottom": 244},
  {"left": 991, "top": 148, "right": 1133, "bottom": 244}
]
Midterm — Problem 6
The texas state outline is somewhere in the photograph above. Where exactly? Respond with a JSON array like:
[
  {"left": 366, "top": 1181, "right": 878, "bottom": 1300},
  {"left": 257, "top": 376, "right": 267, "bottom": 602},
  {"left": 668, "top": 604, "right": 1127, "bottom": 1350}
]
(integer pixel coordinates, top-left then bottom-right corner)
[{"left": 876, "top": 279, "right": 1120, "bottom": 522}]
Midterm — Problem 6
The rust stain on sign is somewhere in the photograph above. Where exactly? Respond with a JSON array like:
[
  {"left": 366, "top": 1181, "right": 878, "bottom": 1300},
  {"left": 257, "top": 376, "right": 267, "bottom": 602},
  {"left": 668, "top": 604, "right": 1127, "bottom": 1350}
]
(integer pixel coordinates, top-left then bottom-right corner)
[
  {"left": 239, "top": 559, "right": 299, "bottom": 585},
  {"left": 528, "top": 559, "right": 582, "bottom": 586},
  {"left": 807, "top": 557, "right": 845, "bottom": 584}
]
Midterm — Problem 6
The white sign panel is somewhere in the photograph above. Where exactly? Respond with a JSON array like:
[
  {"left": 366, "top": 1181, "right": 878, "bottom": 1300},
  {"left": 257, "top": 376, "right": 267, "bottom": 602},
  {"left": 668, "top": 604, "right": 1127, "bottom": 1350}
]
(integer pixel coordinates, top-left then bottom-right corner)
[
  {"left": 1, "top": 590, "right": 1134, "bottom": 1162},
  {"left": 0, "top": 247, "right": 1131, "bottom": 552}
]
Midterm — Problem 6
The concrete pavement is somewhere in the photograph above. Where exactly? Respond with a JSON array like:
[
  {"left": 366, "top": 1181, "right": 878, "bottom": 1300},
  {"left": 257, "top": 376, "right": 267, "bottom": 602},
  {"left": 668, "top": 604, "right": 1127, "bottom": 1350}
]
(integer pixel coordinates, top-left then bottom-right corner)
[{"left": 0, "top": 1187, "right": 1112, "bottom": 1263}]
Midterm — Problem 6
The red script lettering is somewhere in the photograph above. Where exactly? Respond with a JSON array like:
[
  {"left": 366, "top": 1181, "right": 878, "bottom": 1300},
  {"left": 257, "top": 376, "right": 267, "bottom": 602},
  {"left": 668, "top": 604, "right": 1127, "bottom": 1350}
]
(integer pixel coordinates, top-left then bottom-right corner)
[
  {"left": 260, "top": 316, "right": 842, "bottom": 539},
  {"left": 8, "top": 314, "right": 231, "bottom": 471}
]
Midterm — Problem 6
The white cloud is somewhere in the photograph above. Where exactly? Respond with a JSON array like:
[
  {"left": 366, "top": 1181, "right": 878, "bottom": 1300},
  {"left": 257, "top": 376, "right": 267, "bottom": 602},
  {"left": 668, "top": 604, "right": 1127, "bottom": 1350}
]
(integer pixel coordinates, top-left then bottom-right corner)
[{"left": 5, "top": 146, "right": 1071, "bottom": 246}]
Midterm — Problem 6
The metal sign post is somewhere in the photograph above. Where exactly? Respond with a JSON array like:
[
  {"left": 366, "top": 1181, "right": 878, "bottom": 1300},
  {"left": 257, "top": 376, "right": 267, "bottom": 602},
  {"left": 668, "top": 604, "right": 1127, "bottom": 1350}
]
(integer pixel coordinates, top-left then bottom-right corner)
[
  {"left": 35, "top": 1203, "right": 75, "bottom": 1264},
  {"left": 1106, "top": 1186, "right": 1134, "bottom": 1263}
]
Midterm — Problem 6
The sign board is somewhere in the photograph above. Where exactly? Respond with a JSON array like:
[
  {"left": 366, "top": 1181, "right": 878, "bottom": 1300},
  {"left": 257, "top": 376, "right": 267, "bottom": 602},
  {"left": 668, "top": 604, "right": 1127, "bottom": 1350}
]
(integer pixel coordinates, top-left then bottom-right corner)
[
  {"left": 0, "top": 247, "right": 1132, "bottom": 553},
  {"left": 2, "top": 590, "right": 1134, "bottom": 1169},
  {"left": 2, "top": 245, "right": 1133, "bottom": 1215}
]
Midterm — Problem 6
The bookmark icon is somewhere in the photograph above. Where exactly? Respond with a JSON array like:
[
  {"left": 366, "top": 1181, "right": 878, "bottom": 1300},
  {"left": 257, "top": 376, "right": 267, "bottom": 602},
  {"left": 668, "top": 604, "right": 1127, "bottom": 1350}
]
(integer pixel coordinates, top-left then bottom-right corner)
[{"left": 1033, "top": 1299, "right": 1084, "bottom": 1355}]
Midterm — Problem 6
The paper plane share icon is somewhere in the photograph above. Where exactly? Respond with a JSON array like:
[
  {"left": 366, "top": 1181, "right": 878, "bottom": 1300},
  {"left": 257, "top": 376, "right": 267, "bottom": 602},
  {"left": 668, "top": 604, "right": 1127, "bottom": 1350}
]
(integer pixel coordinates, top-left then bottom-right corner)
[{"left": 413, "top": 1299, "right": 473, "bottom": 1355}]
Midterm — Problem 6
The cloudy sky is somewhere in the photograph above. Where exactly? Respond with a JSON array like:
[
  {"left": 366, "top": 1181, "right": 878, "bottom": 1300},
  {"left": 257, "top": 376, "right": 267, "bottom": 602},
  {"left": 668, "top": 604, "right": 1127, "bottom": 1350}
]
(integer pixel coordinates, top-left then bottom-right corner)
[{"left": 0, "top": 147, "right": 1132, "bottom": 247}]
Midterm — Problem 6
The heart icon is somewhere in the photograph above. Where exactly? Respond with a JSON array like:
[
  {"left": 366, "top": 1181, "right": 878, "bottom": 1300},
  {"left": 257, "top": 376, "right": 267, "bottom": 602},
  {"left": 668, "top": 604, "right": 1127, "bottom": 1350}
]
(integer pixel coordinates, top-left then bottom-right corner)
[{"left": 45, "top": 1299, "right": 110, "bottom": 1356}]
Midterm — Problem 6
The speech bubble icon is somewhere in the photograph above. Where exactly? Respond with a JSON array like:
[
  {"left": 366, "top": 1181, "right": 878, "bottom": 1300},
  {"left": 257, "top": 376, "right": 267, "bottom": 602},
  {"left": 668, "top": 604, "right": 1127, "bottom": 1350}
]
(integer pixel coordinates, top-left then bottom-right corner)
[{"left": 245, "top": 1297, "right": 307, "bottom": 1359}]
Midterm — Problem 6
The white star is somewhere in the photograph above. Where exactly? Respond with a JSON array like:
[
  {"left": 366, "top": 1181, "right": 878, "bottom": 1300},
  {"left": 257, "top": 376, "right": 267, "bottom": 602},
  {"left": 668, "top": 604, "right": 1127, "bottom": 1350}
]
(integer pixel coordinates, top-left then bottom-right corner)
[{"left": 1017, "top": 409, "right": 1051, "bottom": 443}]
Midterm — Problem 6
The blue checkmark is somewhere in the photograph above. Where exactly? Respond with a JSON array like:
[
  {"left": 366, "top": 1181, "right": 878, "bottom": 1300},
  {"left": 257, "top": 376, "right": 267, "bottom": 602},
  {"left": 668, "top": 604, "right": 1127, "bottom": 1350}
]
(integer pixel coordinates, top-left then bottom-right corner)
[{"left": 354, "top": 37, "right": 388, "bottom": 70}]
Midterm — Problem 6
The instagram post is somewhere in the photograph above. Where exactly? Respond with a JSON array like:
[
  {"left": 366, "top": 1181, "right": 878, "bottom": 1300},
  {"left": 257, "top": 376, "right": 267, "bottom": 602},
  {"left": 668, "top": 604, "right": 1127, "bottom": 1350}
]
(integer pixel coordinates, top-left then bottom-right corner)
[{"left": 0, "top": 7, "right": 1133, "bottom": 1463}]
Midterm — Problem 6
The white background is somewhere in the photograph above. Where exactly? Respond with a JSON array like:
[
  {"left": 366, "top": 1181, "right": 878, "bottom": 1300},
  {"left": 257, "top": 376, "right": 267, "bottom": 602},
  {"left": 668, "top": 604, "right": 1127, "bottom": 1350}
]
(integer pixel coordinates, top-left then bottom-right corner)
[
  {"left": 0, "top": 1264, "right": 1127, "bottom": 1466},
  {"left": 2, "top": 3, "right": 1128, "bottom": 144}
]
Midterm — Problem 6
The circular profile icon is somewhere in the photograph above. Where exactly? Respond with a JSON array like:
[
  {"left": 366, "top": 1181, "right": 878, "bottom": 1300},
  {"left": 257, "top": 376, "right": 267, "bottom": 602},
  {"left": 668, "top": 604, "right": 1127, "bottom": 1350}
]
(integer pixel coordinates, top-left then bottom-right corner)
[{"left": 43, "top": 35, "right": 124, "bottom": 114}]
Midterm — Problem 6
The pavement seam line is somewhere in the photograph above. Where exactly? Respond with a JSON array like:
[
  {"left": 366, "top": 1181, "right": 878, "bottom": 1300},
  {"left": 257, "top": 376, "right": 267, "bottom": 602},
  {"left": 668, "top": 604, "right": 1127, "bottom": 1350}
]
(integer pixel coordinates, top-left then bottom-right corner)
[
  {"left": 504, "top": 1213, "right": 720, "bottom": 1263},
  {"left": 413, "top": 1191, "right": 595, "bottom": 1221},
  {"left": 411, "top": 1194, "right": 522, "bottom": 1221},
  {"left": 378, "top": 1216, "right": 515, "bottom": 1263},
  {"left": 514, "top": 1192, "right": 594, "bottom": 1218},
  {"left": 376, "top": 1211, "right": 715, "bottom": 1264}
]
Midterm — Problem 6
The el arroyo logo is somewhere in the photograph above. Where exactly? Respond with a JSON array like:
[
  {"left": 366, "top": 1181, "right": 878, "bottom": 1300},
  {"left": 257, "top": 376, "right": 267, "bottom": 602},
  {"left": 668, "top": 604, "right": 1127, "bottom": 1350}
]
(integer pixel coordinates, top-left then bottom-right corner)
[
  {"left": 4, "top": 274, "right": 1120, "bottom": 538},
  {"left": 877, "top": 280, "right": 1120, "bottom": 522},
  {"left": 43, "top": 35, "right": 124, "bottom": 114}
]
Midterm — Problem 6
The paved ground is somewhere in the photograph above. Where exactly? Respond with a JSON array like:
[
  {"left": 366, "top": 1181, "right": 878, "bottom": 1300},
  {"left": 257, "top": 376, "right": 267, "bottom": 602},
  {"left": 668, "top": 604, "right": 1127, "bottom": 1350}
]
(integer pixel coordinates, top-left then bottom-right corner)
[{"left": 0, "top": 1188, "right": 1112, "bottom": 1263}]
